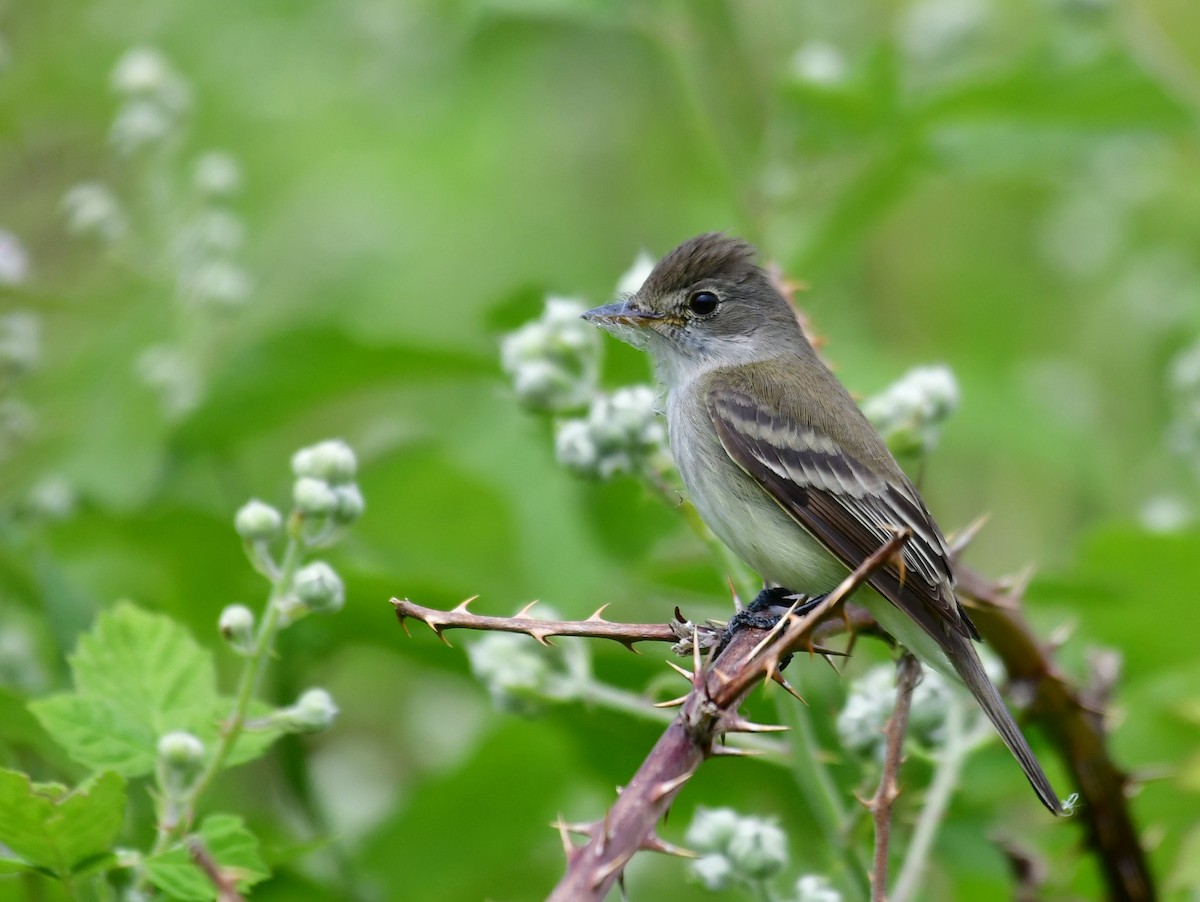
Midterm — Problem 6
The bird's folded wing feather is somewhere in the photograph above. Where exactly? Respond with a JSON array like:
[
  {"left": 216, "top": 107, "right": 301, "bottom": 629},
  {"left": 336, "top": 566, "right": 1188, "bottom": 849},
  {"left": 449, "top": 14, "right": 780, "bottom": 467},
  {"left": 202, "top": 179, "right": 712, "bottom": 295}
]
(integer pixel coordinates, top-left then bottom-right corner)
[{"left": 708, "top": 386, "right": 977, "bottom": 641}]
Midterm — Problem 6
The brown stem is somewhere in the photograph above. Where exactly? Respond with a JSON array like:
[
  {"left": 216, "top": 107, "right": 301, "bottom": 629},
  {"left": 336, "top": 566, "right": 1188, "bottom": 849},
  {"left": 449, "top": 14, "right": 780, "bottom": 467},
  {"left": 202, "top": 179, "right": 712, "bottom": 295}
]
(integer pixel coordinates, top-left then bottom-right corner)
[
  {"left": 956, "top": 565, "right": 1155, "bottom": 902},
  {"left": 186, "top": 836, "right": 245, "bottom": 902},
  {"left": 545, "top": 532, "right": 911, "bottom": 901},
  {"left": 868, "top": 653, "right": 922, "bottom": 902}
]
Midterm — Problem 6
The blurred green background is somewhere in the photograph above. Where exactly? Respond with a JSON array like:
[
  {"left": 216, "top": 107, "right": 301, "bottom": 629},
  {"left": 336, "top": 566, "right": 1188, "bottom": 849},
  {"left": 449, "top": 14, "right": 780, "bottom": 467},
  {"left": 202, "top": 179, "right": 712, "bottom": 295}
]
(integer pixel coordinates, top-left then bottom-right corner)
[{"left": 3, "top": 0, "right": 1200, "bottom": 899}]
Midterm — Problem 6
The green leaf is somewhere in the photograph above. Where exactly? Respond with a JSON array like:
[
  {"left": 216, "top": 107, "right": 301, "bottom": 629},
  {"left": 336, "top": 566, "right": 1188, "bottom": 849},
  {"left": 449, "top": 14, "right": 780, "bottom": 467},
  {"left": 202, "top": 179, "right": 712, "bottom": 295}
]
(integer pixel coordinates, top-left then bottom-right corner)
[
  {"left": 144, "top": 814, "right": 269, "bottom": 900},
  {"left": 0, "top": 768, "right": 126, "bottom": 878},
  {"left": 30, "top": 602, "right": 223, "bottom": 776}
]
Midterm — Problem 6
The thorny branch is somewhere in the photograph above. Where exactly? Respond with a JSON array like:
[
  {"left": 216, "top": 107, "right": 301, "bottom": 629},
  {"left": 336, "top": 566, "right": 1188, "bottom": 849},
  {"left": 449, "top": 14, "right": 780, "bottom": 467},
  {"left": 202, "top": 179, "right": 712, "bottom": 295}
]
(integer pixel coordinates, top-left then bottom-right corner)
[
  {"left": 868, "top": 654, "right": 922, "bottom": 902},
  {"left": 958, "top": 565, "right": 1155, "bottom": 902},
  {"left": 391, "top": 535, "right": 1155, "bottom": 901}
]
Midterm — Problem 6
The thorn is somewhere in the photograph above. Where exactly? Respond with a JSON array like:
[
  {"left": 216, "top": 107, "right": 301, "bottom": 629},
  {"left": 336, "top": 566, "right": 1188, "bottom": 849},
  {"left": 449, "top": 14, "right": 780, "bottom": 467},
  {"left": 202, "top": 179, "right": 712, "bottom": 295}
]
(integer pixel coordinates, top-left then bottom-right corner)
[
  {"left": 727, "top": 576, "right": 743, "bottom": 612},
  {"left": 947, "top": 513, "right": 990, "bottom": 555},
  {"left": 452, "top": 594, "right": 479, "bottom": 613},
  {"left": 618, "top": 639, "right": 642, "bottom": 655},
  {"left": 674, "top": 606, "right": 688, "bottom": 624},
  {"left": 722, "top": 715, "right": 789, "bottom": 733},
  {"left": 665, "top": 660, "right": 694, "bottom": 681},
  {"left": 642, "top": 834, "right": 698, "bottom": 858},
  {"left": 711, "top": 744, "right": 766, "bottom": 757},
  {"left": 650, "top": 771, "right": 693, "bottom": 802},
  {"left": 596, "top": 810, "right": 611, "bottom": 856},
  {"left": 591, "top": 855, "right": 629, "bottom": 890},
  {"left": 691, "top": 626, "right": 702, "bottom": 683},
  {"left": 515, "top": 600, "right": 540, "bottom": 618},
  {"left": 709, "top": 667, "right": 733, "bottom": 686},
  {"left": 553, "top": 815, "right": 577, "bottom": 859},
  {"left": 770, "top": 671, "right": 806, "bottom": 703},
  {"left": 425, "top": 618, "right": 453, "bottom": 647},
  {"left": 586, "top": 604, "right": 611, "bottom": 622},
  {"left": 653, "top": 694, "right": 689, "bottom": 709},
  {"left": 530, "top": 629, "right": 556, "bottom": 647}
]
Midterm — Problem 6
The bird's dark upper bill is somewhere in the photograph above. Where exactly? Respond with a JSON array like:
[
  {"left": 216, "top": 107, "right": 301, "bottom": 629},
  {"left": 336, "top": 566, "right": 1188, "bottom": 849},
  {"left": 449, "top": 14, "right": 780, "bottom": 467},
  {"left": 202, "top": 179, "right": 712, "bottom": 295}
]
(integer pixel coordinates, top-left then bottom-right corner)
[{"left": 581, "top": 301, "right": 664, "bottom": 326}]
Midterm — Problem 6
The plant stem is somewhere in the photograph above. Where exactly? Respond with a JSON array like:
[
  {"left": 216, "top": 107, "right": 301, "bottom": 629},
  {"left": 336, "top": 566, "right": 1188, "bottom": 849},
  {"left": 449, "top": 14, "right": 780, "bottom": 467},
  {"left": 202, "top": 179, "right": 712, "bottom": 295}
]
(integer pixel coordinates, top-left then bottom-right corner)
[
  {"left": 890, "top": 697, "right": 983, "bottom": 902},
  {"left": 778, "top": 695, "right": 872, "bottom": 902}
]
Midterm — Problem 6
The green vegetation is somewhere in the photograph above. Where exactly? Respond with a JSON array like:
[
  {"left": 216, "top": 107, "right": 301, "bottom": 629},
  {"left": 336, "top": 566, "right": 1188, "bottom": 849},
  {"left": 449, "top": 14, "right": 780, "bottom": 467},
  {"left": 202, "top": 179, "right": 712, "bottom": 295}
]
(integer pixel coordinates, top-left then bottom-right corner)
[{"left": 1, "top": 0, "right": 1198, "bottom": 898}]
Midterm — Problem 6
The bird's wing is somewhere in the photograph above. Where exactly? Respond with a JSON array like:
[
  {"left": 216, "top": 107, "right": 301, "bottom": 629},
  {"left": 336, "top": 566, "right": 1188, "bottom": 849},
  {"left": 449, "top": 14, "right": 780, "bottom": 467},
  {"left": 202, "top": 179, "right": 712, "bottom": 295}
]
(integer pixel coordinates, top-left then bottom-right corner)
[{"left": 708, "top": 386, "right": 977, "bottom": 641}]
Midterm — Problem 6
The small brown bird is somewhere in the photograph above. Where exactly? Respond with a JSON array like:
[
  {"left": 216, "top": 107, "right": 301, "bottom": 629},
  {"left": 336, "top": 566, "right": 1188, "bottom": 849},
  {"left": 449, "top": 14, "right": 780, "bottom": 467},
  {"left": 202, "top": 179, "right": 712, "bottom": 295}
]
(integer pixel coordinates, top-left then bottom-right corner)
[{"left": 583, "top": 233, "right": 1062, "bottom": 813}]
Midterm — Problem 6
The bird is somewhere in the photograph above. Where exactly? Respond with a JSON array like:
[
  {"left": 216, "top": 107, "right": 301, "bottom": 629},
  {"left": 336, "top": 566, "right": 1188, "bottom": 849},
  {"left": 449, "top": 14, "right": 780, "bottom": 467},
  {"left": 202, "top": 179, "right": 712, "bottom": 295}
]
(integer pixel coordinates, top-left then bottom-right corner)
[{"left": 582, "top": 232, "right": 1062, "bottom": 814}]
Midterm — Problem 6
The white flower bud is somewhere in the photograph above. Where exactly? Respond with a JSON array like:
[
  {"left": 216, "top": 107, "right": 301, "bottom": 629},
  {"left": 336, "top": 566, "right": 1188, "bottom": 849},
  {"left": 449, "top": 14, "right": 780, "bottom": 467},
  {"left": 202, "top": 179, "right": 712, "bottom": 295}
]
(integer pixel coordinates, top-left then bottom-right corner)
[
  {"left": 0, "top": 311, "right": 39, "bottom": 378},
  {"left": 553, "top": 386, "right": 668, "bottom": 479},
  {"left": 109, "top": 99, "right": 174, "bottom": 155},
  {"left": 795, "top": 874, "right": 842, "bottom": 902},
  {"left": 686, "top": 807, "right": 742, "bottom": 852},
  {"left": 837, "top": 663, "right": 954, "bottom": 761},
  {"left": 235, "top": 499, "right": 282, "bottom": 541},
  {"left": 0, "top": 230, "right": 29, "bottom": 287},
  {"left": 111, "top": 47, "right": 171, "bottom": 95},
  {"left": 331, "top": 483, "right": 365, "bottom": 525},
  {"left": 691, "top": 854, "right": 733, "bottom": 891},
  {"left": 293, "top": 476, "right": 338, "bottom": 517},
  {"left": 275, "top": 688, "right": 338, "bottom": 733},
  {"left": 157, "top": 731, "right": 205, "bottom": 772},
  {"left": 292, "top": 439, "right": 357, "bottom": 484},
  {"left": 182, "top": 259, "right": 251, "bottom": 308},
  {"left": 501, "top": 296, "right": 599, "bottom": 412},
  {"left": 193, "top": 151, "right": 242, "bottom": 197},
  {"left": 218, "top": 604, "right": 255, "bottom": 652},
  {"left": 466, "top": 632, "right": 560, "bottom": 714},
  {"left": 292, "top": 561, "right": 344, "bottom": 614},
  {"left": 791, "top": 42, "right": 848, "bottom": 86},
  {"left": 62, "top": 182, "right": 127, "bottom": 242},
  {"left": 725, "top": 816, "right": 788, "bottom": 879},
  {"left": 863, "top": 364, "right": 960, "bottom": 457}
]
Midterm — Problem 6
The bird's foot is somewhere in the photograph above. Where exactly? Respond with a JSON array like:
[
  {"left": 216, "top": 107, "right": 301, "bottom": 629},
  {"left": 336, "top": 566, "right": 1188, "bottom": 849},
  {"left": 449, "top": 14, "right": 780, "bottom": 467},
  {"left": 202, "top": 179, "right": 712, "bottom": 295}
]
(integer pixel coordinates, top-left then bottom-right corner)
[{"left": 718, "top": 587, "right": 827, "bottom": 664}]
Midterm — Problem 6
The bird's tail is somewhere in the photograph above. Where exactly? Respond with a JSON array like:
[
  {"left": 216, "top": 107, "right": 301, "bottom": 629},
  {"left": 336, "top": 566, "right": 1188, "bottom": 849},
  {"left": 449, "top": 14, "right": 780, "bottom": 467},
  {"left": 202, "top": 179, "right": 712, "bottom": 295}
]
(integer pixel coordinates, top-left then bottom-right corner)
[{"left": 944, "top": 635, "right": 1063, "bottom": 815}]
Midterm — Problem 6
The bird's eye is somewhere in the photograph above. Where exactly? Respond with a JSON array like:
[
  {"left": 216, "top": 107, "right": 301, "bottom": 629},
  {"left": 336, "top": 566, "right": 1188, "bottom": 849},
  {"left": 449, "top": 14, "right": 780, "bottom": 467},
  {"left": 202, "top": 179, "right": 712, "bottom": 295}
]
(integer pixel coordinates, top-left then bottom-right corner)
[{"left": 687, "top": 290, "right": 719, "bottom": 316}]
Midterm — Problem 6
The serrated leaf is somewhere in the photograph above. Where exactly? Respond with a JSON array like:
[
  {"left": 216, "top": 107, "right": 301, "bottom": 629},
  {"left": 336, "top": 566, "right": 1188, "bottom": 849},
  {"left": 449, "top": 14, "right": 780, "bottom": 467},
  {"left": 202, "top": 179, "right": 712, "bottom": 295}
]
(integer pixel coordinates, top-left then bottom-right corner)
[
  {"left": 0, "top": 768, "right": 126, "bottom": 878},
  {"left": 144, "top": 814, "right": 269, "bottom": 901},
  {"left": 30, "top": 603, "right": 222, "bottom": 776}
]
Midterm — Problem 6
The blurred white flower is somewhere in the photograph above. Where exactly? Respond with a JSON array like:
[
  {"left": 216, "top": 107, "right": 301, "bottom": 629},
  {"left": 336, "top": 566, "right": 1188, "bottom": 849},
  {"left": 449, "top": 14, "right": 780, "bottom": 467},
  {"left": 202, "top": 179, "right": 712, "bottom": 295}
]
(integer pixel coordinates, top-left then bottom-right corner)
[
  {"left": 862, "top": 364, "right": 959, "bottom": 457},
  {"left": 554, "top": 385, "right": 668, "bottom": 479},
  {"left": 0, "top": 230, "right": 29, "bottom": 285},
  {"left": 899, "top": 0, "right": 990, "bottom": 61},
  {"left": 27, "top": 474, "right": 76, "bottom": 520},
  {"left": 182, "top": 259, "right": 251, "bottom": 307},
  {"left": 1139, "top": 496, "right": 1191, "bottom": 534},
  {"left": 795, "top": 874, "right": 842, "bottom": 902},
  {"left": 790, "top": 42, "right": 848, "bottom": 86},
  {"left": 837, "top": 663, "right": 955, "bottom": 760},
  {"left": 177, "top": 209, "right": 245, "bottom": 257},
  {"left": 136, "top": 345, "right": 201, "bottom": 418},
  {"left": 62, "top": 182, "right": 127, "bottom": 242},
  {"left": 110, "top": 45, "right": 190, "bottom": 112},
  {"left": 193, "top": 151, "right": 242, "bottom": 197},
  {"left": 0, "top": 311, "right": 39, "bottom": 378},
  {"left": 109, "top": 99, "right": 175, "bottom": 155},
  {"left": 686, "top": 807, "right": 788, "bottom": 887},
  {"left": 616, "top": 251, "right": 655, "bottom": 296},
  {"left": 501, "top": 295, "right": 599, "bottom": 412}
]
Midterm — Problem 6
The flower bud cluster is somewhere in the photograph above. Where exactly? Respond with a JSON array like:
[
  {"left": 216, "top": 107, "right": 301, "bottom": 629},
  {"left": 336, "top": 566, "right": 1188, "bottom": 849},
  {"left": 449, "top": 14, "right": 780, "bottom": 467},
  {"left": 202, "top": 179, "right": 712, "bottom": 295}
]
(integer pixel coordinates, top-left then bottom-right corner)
[
  {"left": 501, "top": 296, "right": 599, "bottom": 413},
  {"left": 176, "top": 151, "right": 250, "bottom": 312},
  {"left": 291, "top": 439, "right": 364, "bottom": 531},
  {"left": 108, "top": 46, "right": 191, "bottom": 156},
  {"left": 0, "top": 230, "right": 29, "bottom": 287},
  {"left": 466, "top": 630, "right": 573, "bottom": 716},
  {"left": 271, "top": 687, "right": 339, "bottom": 734},
  {"left": 554, "top": 386, "right": 668, "bottom": 480},
  {"left": 686, "top": 807, "right": 789, "bottom": 891},
  {"left": 862, "top": 364, "right": 960, "bottom": 458},
  {"left": 836, "top": 663, "right": 953, "bottom": 761}
]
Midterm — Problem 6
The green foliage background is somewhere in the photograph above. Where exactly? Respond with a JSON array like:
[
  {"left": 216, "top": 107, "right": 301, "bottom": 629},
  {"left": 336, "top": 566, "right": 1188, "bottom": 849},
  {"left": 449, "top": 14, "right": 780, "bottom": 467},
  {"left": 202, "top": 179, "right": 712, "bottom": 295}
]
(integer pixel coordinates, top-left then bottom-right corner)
[{"left": 2, "top": 0, "right": 1200, "bottom": 898}]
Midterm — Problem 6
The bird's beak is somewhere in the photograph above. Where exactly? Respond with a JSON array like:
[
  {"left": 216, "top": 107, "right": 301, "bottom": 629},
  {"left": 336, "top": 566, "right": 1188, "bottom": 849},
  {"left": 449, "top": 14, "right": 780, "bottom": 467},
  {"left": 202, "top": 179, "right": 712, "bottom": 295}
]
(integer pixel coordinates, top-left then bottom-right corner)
[{"left": 581, "top": 300, "right": 664, "bottom": 328}]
